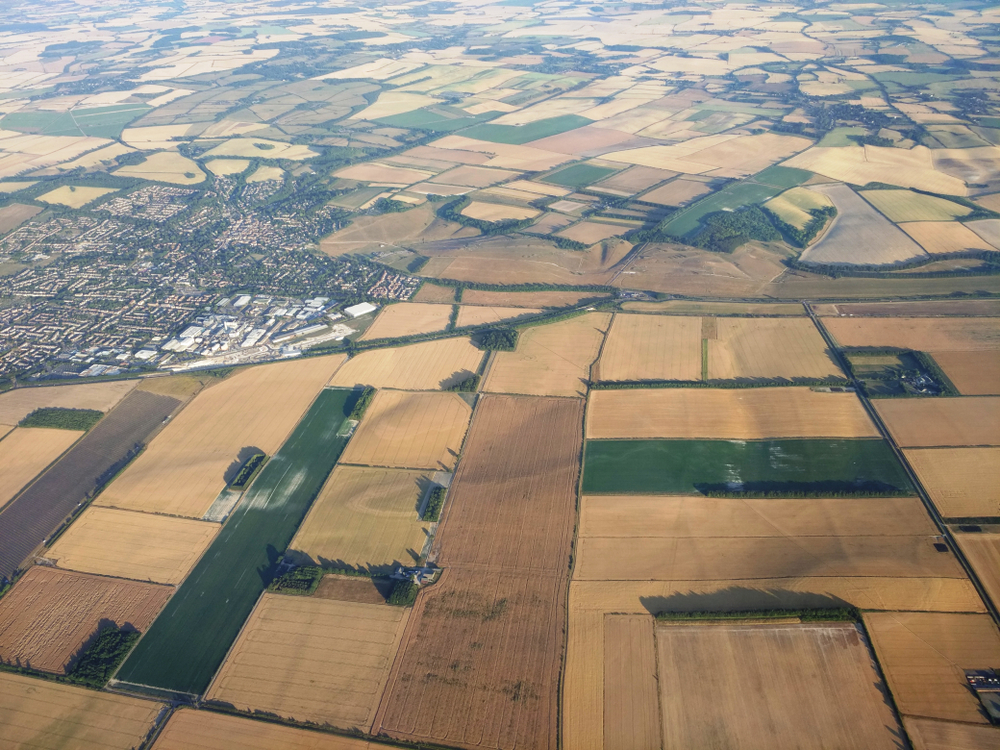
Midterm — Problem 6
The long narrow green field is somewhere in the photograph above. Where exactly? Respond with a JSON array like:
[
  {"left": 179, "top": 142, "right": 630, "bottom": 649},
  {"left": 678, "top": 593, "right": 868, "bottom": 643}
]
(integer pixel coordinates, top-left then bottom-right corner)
[
  {"left": 582, "top": 438, "right": 912, "bottom": 495},
  {"left": 115, "top": 387, "right": 361, "bottom": 696}
]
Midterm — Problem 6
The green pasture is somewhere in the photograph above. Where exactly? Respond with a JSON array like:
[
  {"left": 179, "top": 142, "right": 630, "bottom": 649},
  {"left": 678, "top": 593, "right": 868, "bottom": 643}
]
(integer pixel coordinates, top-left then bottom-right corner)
[
  {"left": 461, "top": 114, "right": 592, "bottom": 145},
  {"left": 542, "top": 163, "right": 618, "bottom": 188}
]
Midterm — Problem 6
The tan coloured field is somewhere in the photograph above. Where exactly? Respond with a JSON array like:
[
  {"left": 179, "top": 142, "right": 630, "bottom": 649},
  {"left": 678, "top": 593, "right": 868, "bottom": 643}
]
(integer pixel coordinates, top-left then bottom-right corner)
[
  {"left": 901, "top": 221, "right": 996, "bottom": 254},
  {"left": 290, "top": 466, "right": 430, "bottom": 571},
  {"left": 603, "top": 133, "right": 808, "bottom": 177},
  {"left": 335, "top": 162, "right": 432, "bottom": 185},
  {"left": 359, "top": 302, "right": 453, "bottom": 341},
  {"left": 932, "top": 351, "right": 1000, "bottom": 395},
  {"left": 0, "top": 672, "right": 162, "bottom": 750},
  {"left": 246, "top": 166, "right": 284, "bottom": 183},
  {"left": 206, "top": 594, "right": 409, "bottom": 730},
  {"left": 861, "top": 189, "right": 972, "bottom": 222},
  {"left": 784, "top": 145, "right": 967, "bottom": 195},
  {"left": 0, "top": 427, "right": 82, "bottom": 508},
  {"left": 586, "top": 388, "right": 876, "bottom": 439},
  {"left": 906, "top": 448, "right": 1000, "bottom": 518},
  {"left": 205, "top": 158, "right": 248, "bottom": 176},
  {"left": 639, "top": 178, "right": 713, "bottom": 206},
  {"left": 97, "top": 356, "right": 344, "bottom": 518},
  {"left": 864, "top": 612, "right": 1000, "bottom": 723},
  {"left": 412, "top": 282, "right": 456, "bottom": 304},
  {"left": 341, "top": 390, "right": 471, "bottom": 471},
  {"left": 483, "top": 313, "right": 610, "bottom": 398},
  {"left": 0, "top": 379, "right": 136, "bottom": 424},
  {"left": 622, "top": 300, "right": 805, "bottom": 316},
  {"left": 708, "top": 317, "right": 843, "bottom": 380},
  {"left": 37, "top": 186, "right": 116, "bottom": 208},
  {"left": 115, "top": 151, "right": 205, "bottom": 185},
  {"left": 429, "top": 165, "right": 518, "bottom": 188},
  {"left": 556, "top": 221, "right": 624, "bottom": 245},
  {"left": 816, "top": 300, "right": 1000, "bottom": 317},
  {"left": 597, "top": 313, "right": 696, "bottom": 382},
  {"left": 462, "top": 289, "right": 607, "bottom": 308},
  {"left": 656, "top": 623, "right": 901, "bottom": 750},
  {"left": 826, "top": 317, "right": 1000, "bottom": 351},
  {"left": 904, "top": 717, "right": 1000, "bottom": 750},
  {"left": 0, "top": 566, "right": 170, "bottom": 674},
  {"left": 592, "top": 165, "right": 677, "bottom": 195},
  {"left": 877, "top": 397, "right": 1000, "bottom": 447},
  {"left": 321, "top": 202, "right": 471, "bottom": 256},
  {"left": 455, "top": 305, "right": 540, "bottom": 327},
  {"left": 955, "top": 532, "right": 1000, "bottom": 608},
  {"left": 47, "top": 507, "right": 218, "bottom": 585},
  {"left": 200, "top": 139, "right": 316, "bottom": 160},
  {"left": 604, "top": 615, "right": 660, "bottom": 750},
  {"left": 152, "top": 708, "right": 375, "bottom": 750},
  {"left": 461, "top": 201, "right": 539, "bottom": 222},
  {"left": 330, "top": 338, "right": 483, "bottom": 391},
  {"left": 765, "top": 187, "right": 833, "bottom": 231}
]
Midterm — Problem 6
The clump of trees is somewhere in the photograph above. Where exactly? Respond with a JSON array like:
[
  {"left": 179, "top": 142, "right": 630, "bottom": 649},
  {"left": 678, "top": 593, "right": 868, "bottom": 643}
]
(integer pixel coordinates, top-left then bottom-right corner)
[
  {"left": 690, "top": 206, "right": 779, "bottom": 253},
  {"left": 230, "top": 453, "right": 266, "bottom": 490},
  {"left": 446, "top": 374, "right": 480, "bottom": 392},
  {"left": 19, "top": 407, "right": 103, "bottom": 431},
  {"left": 67, "top": 626, "right": 139, "bottom": 687},
  {"left": 268, "top": 566, "right": 323, "bottom": 595},
  {"left": 766, "top": 205, "right": 836, "bottom": 248},
  {"left": 477, "top": 328, "right": 518, "bottom": 351},
  {"left": 423, "top": 486, "right": 447, "bottom": 522},
  {"left": 349, "top": 386, "right": 376, "bottom": 420},
  {"left": 388, "top": 579, "right": 418, "bottom": 606}
]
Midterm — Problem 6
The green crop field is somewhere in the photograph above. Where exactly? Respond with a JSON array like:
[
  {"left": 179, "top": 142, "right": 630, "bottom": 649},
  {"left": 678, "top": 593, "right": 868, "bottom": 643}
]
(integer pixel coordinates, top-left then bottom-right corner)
[
  {"left": 375, "top": 106, "right": 496, "bottom": 132},
  {"left": 542, "top": 162, "right": 618, "bottom": 188},
  {"left": 662, "top": 182, "right": 780, "bottom": 238},
  {"left": 754, "top": 165, "right": 814, "bottom": 190},
  {"left": 461, "top": 114, "right": 593, "bottom": 145},
  {"left": 115, "top": 387, "right": 362, "bottom": 696},
  {"left": 582, "top": 438, "right": 912, "bottom": 495},
  {"left": 0, "top": 104, "right": 150, "bottom": 139}
]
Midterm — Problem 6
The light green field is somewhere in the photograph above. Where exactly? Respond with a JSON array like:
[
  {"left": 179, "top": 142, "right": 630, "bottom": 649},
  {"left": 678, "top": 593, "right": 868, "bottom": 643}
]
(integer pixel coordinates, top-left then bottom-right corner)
[
  {"left": 860, "top": 190, "right": 972, "bottom": 223},
  {"left": 765, "top": 187, "right": 834, "bottom": 230}
]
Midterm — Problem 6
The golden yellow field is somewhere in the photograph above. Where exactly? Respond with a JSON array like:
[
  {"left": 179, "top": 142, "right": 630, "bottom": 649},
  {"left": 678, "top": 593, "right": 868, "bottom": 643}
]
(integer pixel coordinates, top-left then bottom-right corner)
[
  {"left": 0, "top": 427, "right": 82, "bottom": 508},
  {"left": 461, "top": 201, "right": 539, "bottom": 222},
  {"left": 765, "top": 187, "right": 833, "bottom": 230},
  {"left": 621, "top": 301, "right": 805, "bottom": 316},
  {"left": 904, "top": 717, "right": 1000, "bottom": 750},
  {"left": 200, "top": 138, "right": 316, "bottom": 160},
  {"left": 825, "top": 317, "right": 1000, "bottom": 351},
  {"left": 205, "top": 158, "right": 249, "bottom": 176},
  {"left": 455, "top": 305, "right": 540, "bottom": 327},
  {"left": 860, "top": 189, "right": 972, "bottom": 222},
  {"left": 330, "top": 337, "right": 483, "bottom": 391},
  {"left": 36, "top": 186, "right": 116, "bottom": 208},
  {"left": 901, "top": 221, "right": 996, "bottom": 254},
  {"left": 708, "top": 317, "right": 843, "bottom": 380},
  {"left": 115, "top": 151, "right": 206, "bottom": 185},
  {"left": 931, "top": 351, "right": 1000, "bottom": 395},
  {"left": 604, "top": 615, "right": 661, "bottom": 750},
  {"left": 784, "top": 145, "right": 967, "bottom": 195},
  {"left": 47, "top": 506, "right": 218, "bottom": 585},
  {"left": 905, "top": 448, "right": 1000, "bottom": 518},
  {"left": 864, "top": 612, "right": 1000, "bottom": 724},
  {"left": 0, "top": 672, "right": 162, "bottom": 750},
  {"left": 290, "top": 466, "right": 431, "bottom": 571},
  {"left": 334, "top": 162, "right": 432, "bottom": 185},
  {"left": 877, "top": 397, "right": 1000, "bottom": 447},
  {"left": 152, "top": 708, "right": 376, "bottom": 750},
  {"left": 205, "top": 594, "right": 409, "bottom": 730},
  {"left": 484, "top": 313, "right": 611, "bottom": 397},
  {"left": 246, "top": 166, "right": 284, "bottom": 183},
  {"left": 603, "top": 133, "right": 808, "bottom": 177},
  {"left": 0, "top": 380, "right": 136, "bottom": 424},
  {"left": 595, "top": 314, "right": 701, "bottom": 382},
  {"left": 955, "top": 532, "right": 1000, "bottom": 614},
  {"left": 359, "top": 302, "right": 452, "bottom": 341},
  {"left": 411, "top": 282, "right": 456, "bottom": 304},
  {"left": 340, "top": 389, "right": 471, "bottom": 471},
  {"left": 586, "top": 388, "right": 876, "bottom": 439},
  {"left": 462, "top": 289, "right": 605, "bottom": 308},
  {"left": 97, "top": 356, "right": 345, "bottom": 518}
]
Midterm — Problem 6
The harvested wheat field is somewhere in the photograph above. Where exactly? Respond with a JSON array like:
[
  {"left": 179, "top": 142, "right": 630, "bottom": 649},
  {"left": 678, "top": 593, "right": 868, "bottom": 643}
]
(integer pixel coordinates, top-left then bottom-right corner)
[
  {"left": 330, "top": 338, "right": 483, "bottom": 391},
  {"left": 622, "top": 300, "right": 805, "bottom": 316},
  {"left": 656, "top": 622, "right": 901, "bottom": 749},
  {"left": 37, "top": 186, "right": 116, "bottom": 208},
  {"left": 707, "top": 317, "right": 843, "bottom": 380},
  {"left": 412, "top": 283, "right": 456, "bottom": 304},
  {"left": 115, "top": 151, "right": 205, "bottom": 185},
  {"left": 455, "top": 305, "right": 540, "bottom": 327},
  {"left": 825, "top": 317, "right": 1000, "bottom": 351},
  {"left": 904, "top": 717, "right": 1000, "bottom": 750},
  {"left": 0, "top": 380, "right": 136, "bottom": 424},
  {"left": 586, "top": 388, "right": 876, "bottom": 439},
  {"left": 877, "top": 397, "right": 1000, "bottom": 447},
  {"left": 953, "top": 533, "right": 1000, "bottom": 612},
  {"left": 0, "top": 427, "right": 82, "bottom": 508},
  {"left": 290, "top": 466, "right": 431, "bottom": 571},
  {"left": 596, "top": 314, "right": 701, "bottom": 382},
  {"left": 360, "top": 303, "right": 453, "bottom": 341},
  {"left": 341, "top": 390, "right": 471, "bottom": 471},
  {"left": 96, "top": 355, "right": 344, "bottom": 518},
  {"left": 864, "top": 612, "right": 1000, "bottom": 724},
  {"left": 604, "top": 615, "right": 661, "bottom": 750},
  {"left": 206, "top": 594, "right": 408, "bottom": 731},
  {"left": 901, "top": 221, "right": 996, "bottom": 254},
  {"left": 484, "top": 313, "right": 610, "bottom": 397},
  {"left": 0, "top": 672, "right": 162, "bottom": 750},
  {"left": 47, "top": 507, "right": 218, "bottom": 585},
  {"left": 461, "top": 201, "right": 539, "bottom": 222},
  {"left": 152, "top": 708, "right": 375, "bottom": 750},
  {"left": 462, "top": 289, "right": 607, "bottom": 308},
  {"left": 0, "top": 566, "right": 170, "bottom": 674},
  {"left": 905, "top": 448, "right": 1000, "bottom": 518},
  {"left": 931, "top": 351, "right": 1000, "bottom": 395},
  {"left": 639, "top": 178, "right": 713, "bottom": 207}
]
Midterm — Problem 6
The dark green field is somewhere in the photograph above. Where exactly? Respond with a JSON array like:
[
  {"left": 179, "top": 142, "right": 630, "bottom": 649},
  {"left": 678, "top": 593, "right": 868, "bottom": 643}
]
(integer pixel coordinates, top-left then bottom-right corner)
[
  {"left": 115, "top": 387, "right": 361, "bottom": 696},
  {"left": 461, "top": 114, "right": 592, "bottom": 144},
  {"left": 582, "top": 438, "right": 913, "bottom": 495},
  {"left": 542, "top": 162, "right": 618, "bottom": 188}
]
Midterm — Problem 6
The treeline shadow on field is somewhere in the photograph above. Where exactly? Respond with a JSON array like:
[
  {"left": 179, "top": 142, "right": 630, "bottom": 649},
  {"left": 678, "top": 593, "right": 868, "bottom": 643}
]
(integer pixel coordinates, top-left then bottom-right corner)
[
  {"left": 223, "top": 446, "right": 265, "bottom": 485},
  {"left": 694, "top": 480, "right": 909, "bottom": 496},
  {"left": 280, "top": 553, "right": 422, "bottom": 574},
  {"left": 63, "top": 617, "right": 138, "bottom": 674},
  {"left": 639, "top": 587, "right": 853, "bottom": 616}
]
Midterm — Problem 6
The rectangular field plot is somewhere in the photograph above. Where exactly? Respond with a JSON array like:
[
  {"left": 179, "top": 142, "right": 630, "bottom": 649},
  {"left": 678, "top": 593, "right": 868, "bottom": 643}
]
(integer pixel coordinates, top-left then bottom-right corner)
[
  {"left": 604, "top": 615, "right": 660, "bottom": 750},
  {"left": 877, "top": 397, "right": 1000, "bottom": 447},
  {"left": 825, "top": 317, "right": 1000, "bottom": 351},
  {"left": 289, "top": 466, "right": 431, "bottom": 571},
  {"left": 455, "top": 305, "right": 541, "bottom": 328},
  {"left": 340, "top": 390, "right": 471, "bottom": 471},
  {"left": 0, "top": 427, "right": 81, "bottom": 508},
  {"left": 864, "top": 612, "right": 1000, "bottom": 724},
  {"left": 117, "top": 388, "right": 360, "bottom": 696},
  {"left": 0, "top": 566, "right": 170, "bottom": 674},
  {"left": 0, "top": 672, "right": 162, "bottom": 750},
  {"left": 904, "top": 717, "right": 1000, "bottom": 750},
  {"left": 707, "top": 317, "right": 843, "bottom": 380},
  {"left": 152, "top": 708, "right": 374, "bottom": 750},
  {"left": 0, "top": 380, "right": 136, "bottom": 424},
  {"left": 582, "top": 438, "right": 912, "bottom": 495},
  {"left": 206, "top": 595, "right": 408, "bottom": 730},
  {"left": 905, "top": 448, "right": 1000, "bottom": 518},
  {"left": 595, "top": 314, "right": 701, "bottom": 382},
  {"left": 97, "top": 355, "right": 345, "bottom": 518},
  {"left": 461, "top": 289, "right": 607, "bottom": 308},
  {"left": 47, "top": 507, "right": 218, "bottom": 585},
  {"left": 483, "top": 313, "right": 610, "bottom": 398},
  {"left": 359, "top": 302, "right": 453, "bottom": 341},
  {"left": 586, "top": 388, "right": 876, "bottom": 440},
  {"left": 931, "top": 351, "right": 1000, "bottom": 395},
  {"left": 953, "top": 533, "right": 1000, "bottom": 613},
  {"left": 656, "top": 623, "right": 901, "bottom": 750},
  {"left": 330, "top": 338, "right": 483, "bottom": 391}
]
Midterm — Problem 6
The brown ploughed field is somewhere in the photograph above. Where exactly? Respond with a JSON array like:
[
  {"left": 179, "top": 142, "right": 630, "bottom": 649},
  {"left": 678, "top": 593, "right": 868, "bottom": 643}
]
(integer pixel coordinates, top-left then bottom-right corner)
[
  {"left": 903, "top": 717, "right": 1000, "bottom": 750},
  {"left": 931, "top": 350, "right": 1000, "bottom": 395},
  {"left": 825, "top": 316, "right": 1000, "bottom": 351},
  {"left": 876, "top": 397, "right": 1000, "bottom": 447}
]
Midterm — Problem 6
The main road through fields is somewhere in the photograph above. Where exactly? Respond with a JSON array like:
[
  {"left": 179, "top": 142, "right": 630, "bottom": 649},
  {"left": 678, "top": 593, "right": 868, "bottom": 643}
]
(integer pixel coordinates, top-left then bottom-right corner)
[{"left": 115, "top": 387, "right": 361, "bottom": 696}]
